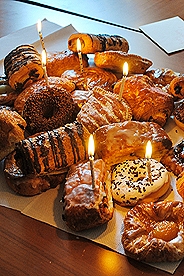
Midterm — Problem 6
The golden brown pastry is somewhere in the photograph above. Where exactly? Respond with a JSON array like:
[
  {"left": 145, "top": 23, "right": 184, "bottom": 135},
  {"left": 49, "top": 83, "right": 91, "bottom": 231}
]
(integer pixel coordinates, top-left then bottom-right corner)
[
  {"left": 68, "top": 33, "right": 129, "bottom": 54},
  {"left": 46, "top": 50, "right": 89, "bottom": 77},
  {"left": 111, "top": 159, "right": 170, "bottom": 207},
  {"left": 173, "top": 101, "right": 184, "bottom": 131},
  {"left": 4, "top": 151, "right": 67, "bottom": 196},
  {"left": 4, "top": 44, "right": 44, "bottom": 92},
  {"left": 62, "top": 159, "right": 114, "bottom": 231},
  {"left": 113, "top": 75, "right": 174, "bottom": 127},
  {"left": 144, "top": 68, "right": 180, "bottom": 87},
  {"left": 61, "top": 67, "right": 117, "bottom": 92},
  {"left": 14, "top": 77, "right": 78, "bottom": 134},
  {"left": 14, "top": 121, "right": 89, "bottom": 175},
  {"left": 122, "top": 201, "right": 184, "bottom": 262},
  {"left": 71, "top": 90, "right": 92, "bottom": 108},
  {"left": 0, "top": 83, "right": 18, "bottom": 106},
  {"left": 161, "top": 140, "right": 184, "bottom": 176},
  {"left": 77, "top": 87, "right": 132, "bottom": 133},
  {"left": 176, "top": 171, "right": 184, "bottom": 199},
  {"left": 0, "top": 106, "right": 26, "bottom": 161},
  {"left": 94, "top": 121, "right": 172, "bottom": 166},
  {"left": 169, "top": 76, "right": 184, "bottom": 100},
  {"left": 94, "top": 51, "right": 152, "bottom": 74}
]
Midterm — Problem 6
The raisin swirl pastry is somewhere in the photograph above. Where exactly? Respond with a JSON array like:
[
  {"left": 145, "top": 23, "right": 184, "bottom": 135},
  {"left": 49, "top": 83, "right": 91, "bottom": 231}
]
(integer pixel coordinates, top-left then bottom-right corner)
[
  {"left": 173, "top": 101, "right": 184, "bottom": 131},
  {"left": 122, "top": 201, "right": 184, "bottom": 262},
  {"left": 169, "top": 76, "right": 184, "bottom": 100},
  {"left": 68, "top": 33, "right": 129, "bottom": 54}
]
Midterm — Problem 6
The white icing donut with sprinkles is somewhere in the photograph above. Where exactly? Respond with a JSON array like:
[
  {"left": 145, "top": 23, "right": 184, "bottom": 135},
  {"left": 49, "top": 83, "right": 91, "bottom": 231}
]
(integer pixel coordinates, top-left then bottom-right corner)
[{"left": 111, "top": 159, "right": 170, "bottom": 206}]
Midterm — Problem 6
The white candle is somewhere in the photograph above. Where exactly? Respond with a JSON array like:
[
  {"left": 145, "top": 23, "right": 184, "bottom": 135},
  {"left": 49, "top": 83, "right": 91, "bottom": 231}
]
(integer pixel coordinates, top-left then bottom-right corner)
[
  {"left": 77, "top": 38, "right": 83, "bottom": 74},
  {"left": 118, "top": 61, "right": 128, "bottom": 101},
  {"left": 88, "top": 134, "right": 95, "bottom": 189},
  {"left": 145, "top": 140, "right": 152, "bottom": 183},
  {"left": 37, "top": 19, "right": 46, "bottom": 51},
  {"left": 41, "top": 50, "right": 49, "bottom": 86}
]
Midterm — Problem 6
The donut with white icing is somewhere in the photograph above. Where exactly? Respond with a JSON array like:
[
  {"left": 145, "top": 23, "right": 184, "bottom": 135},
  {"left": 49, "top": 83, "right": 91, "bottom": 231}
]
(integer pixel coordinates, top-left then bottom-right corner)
[{"left": 111, "top": 159, "right": 170, "bottom": 206}]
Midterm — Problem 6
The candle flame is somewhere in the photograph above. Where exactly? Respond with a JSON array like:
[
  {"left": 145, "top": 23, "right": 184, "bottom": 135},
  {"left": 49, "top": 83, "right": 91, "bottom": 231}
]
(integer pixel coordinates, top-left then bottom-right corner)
[
  {"left": 88, "top": 134, "right": 95, "bottom": 157},
  {"left": 77, "top": 38, "right": 82, "bottom": 52},
  {"left": 42, "top": 50, "right": 47, "bottom": 67},
  {"left": 123, "top": 62, "right": 129, "bottom": 76},
  {"left": 145, "top": 140, "right": 152, "bottom": 159},
  {"left": 37, "top": 19, "right": 42, "bottom": 33}
]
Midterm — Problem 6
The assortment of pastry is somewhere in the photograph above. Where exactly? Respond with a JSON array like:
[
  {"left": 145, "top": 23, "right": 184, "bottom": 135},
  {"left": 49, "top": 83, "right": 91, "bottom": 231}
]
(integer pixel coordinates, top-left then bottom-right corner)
[{"left": 0, "top": 30, "right": 184, "bottom": 264}]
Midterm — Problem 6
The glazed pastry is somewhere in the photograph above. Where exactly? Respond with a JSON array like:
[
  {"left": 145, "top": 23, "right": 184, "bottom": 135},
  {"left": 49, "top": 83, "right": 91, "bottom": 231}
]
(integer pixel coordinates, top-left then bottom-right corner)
[
  {"left": 4, "top": 44, "right": 44, "bottom": 92},
  {"left": 113, "top": 75, "right": 174, "bottom": 127},
  {"left": 0, "top": 83, "right": 18, "bottom": 106},
  {"left": 71, "top": 90, "right": 92, "bottom": 108},
  {"left": 62, "top": 159, "right": 114, "bottom": 231},
  {"left": 61, "top": 67, "right": 117, "bottom": 92},
  {"left": 111, "top": 159, "right": 170, "bottom": 206},
  {"left": 68, "top": 33, "right": 129, "bottom": 54},
  {"left": 14, "top": 77, "right": 78, "bottom": 134},
  {"left": 145, "top": 68, "right": 180, "bottom": 87},
  {"left": 169, "top": 75, "right": 184, "bottom": 100},
  {"left": 14, "top": 121, "right": 89, "bottom": 175},
  {"left": 176, "top": 171, "right": 184, "bottom": 199},
  {"left": 0, "top": 106, "right": 26, "bottom": 161},
  {"left": 46, "top": 50, "right": 89, "bottom": 77},
  {"left": 4, "top": 151, "right": 67, "bottom": 196},
  {"left": 94, "top": 51, "right": 152, "bottom": 74},
  {"left": 94, "top": 121, "right": 172, "bottom": 166},
  {"left": 173, "top": 101, "right": 184, "bottom": 131},
  {"left": 161, "top": 140, "right": 184, "bottom": 176},
  {"left": 77, "top": 87, "right": 132, "bottom": 133},
  {"left": 122, "top": 201, "right": 184, "bottom": 262}
]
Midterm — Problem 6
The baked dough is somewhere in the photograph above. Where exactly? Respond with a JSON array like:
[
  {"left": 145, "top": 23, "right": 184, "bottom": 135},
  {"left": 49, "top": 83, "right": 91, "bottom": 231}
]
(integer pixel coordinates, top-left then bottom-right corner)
[
  {"left": 176, "top": 171, "right": 184, "bottom": 199},
  {"left": 169, "top": 76, "right": 184, "bottom": 100},
  {"left": 122, "top": 201, "right": 184, "bottom": 262},
  {"left": 62, "top": 159, "right": 114, "bottom": 231},
  {"left": 173, "top": 101, "right": 184, "bottom": 131},
  {"left": 94, "top": 121, "right": 172, "bottom": 167},
  {"left": 113, "top": 75, "right": 174, "bottom": 127},
  {"left": 68, "top": 33, "right": 129, "bottom": 54},
  {"left": 94, "top": 51, "right": 152, "bottom": 74},
  {"left": 0, "top": 107, "right": 26, "bottom": 161},
  {"left": 46, "top": 50, "right": 89, "bottom": 77},
  {"left": 77, "top": 87, "right": 132, "bottom": 133},
  {"left": 111, "top": 159, "right": 170, "bottom": 206}
]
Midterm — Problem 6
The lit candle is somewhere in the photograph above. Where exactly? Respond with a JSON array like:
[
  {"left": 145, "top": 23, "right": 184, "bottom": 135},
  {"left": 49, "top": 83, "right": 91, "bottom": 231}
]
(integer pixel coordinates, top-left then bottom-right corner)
[
  {"left": 77, "top": 38, "right": 83, "bottom": 74},
  {"left": 145, "top": 140, "right": 152, "bottom": 183},
  {"left": 42, "top": 50, "right": 49, "bottom": 86},
  {"left": 118, "top": 61, "right": 128, "bottom": 101},
  {"left": 37, "top": 19, "right": 46, "bottom": 51},
  {"left": 88, "top": 134, "right": 95, "bottom": 189}
]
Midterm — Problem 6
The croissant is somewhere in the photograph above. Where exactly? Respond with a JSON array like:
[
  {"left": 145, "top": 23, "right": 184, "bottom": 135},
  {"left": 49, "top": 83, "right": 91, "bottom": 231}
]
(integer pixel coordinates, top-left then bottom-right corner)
[
  {"left": 94, "top": 121, "right": 172, "bottom": 166},
  {"left": 68, "top": 33, "right": 129, "bottom": 54},
  {"left": 113, "top": 75, "right": 174, "bottom": 127}
]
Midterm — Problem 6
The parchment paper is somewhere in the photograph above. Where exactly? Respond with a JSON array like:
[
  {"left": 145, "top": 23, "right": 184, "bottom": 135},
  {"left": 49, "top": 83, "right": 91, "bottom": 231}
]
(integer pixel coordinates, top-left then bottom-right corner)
[{"left": 0, "top": 20, "right": 183, "bottom": 274}]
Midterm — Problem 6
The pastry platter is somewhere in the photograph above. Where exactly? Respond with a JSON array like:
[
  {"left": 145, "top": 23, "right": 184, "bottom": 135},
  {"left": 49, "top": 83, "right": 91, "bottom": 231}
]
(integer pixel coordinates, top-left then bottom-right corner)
[{"left": 0, "top": 20, "right": 184, "bottom": 274}]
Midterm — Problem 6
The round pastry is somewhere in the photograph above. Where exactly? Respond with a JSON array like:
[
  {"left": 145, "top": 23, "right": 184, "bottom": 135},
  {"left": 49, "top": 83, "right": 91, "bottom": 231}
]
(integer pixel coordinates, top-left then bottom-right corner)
[
  {"left": 122, "top": 201, "right": 184, "bottom": 262},
  {"left": 169, "top": 75, "right": 184, "bottom": 100},
  {"left": 46, "top": 50, "right": 89, "bottom": 77},
  {"left": 4, "top": 44, "right": 44, "bottom": 92},
  {"left": 176, "top": 171, "right": 184, "bottom": 199},
  {"left": 14, "top": 77, "right": 79, "bottom": 135},
  {"left": 61, "top": 67, "right": 117, "bottom": 92},
  {"left": 144, "top": 68, "right": 180, "bottom": 87},
  {"left": 111, "top": 159, "right": 170, "bottom": 206},
  {"left": 161, "top": 140, "right": 184, "bottom": 176},
  {"left": 173, "top": 101, "right": 184, "bottom": 131}
]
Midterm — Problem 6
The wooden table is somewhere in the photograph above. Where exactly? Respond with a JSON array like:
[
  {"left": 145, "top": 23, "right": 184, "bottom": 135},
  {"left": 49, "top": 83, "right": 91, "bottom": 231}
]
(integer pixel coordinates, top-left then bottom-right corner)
[{"left": 0, "top": 1, "right": 184, "bottom": 275}]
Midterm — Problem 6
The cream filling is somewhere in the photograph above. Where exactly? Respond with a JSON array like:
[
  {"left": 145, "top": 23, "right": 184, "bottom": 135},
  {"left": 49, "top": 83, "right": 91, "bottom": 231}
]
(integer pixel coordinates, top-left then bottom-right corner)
[{"left": 111, "top": 159, "right": 169, "bottom": 205}]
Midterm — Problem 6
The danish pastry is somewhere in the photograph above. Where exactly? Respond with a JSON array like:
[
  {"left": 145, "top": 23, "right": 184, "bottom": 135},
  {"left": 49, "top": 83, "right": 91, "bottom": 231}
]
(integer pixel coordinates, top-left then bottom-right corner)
[
  {"left": 122, "top": 201, "right": 184, "bottom": 262},
  {"left": 169, "top": 75, "right": 184, "bottom": 100},
  {"left": 94, "top": 51, "right": 152, "bottom": 74},
  {"left": 68, "top": 33, "right": 129, "bottom": 54},
  {"left": 173, "top": 101, "right": 184, "bottom": 131}
]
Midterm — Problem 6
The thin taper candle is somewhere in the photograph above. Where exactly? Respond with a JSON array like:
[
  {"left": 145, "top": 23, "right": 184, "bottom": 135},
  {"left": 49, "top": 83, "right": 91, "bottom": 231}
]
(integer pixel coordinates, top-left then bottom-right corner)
[
  {"left": 37, "top": 19, "right": 46, "bottom": 51},
  {"left": 145, "top": 141, "right": 152, "bottom": 183},
  {"left": 88, "top": 134, "right": 95, "bottom": 189},
  {"left": 77, "top": 38, "right": 84, "bottom": 74},
  {"left": 118, "top": 62, "right": 128, "bottom": 101}
]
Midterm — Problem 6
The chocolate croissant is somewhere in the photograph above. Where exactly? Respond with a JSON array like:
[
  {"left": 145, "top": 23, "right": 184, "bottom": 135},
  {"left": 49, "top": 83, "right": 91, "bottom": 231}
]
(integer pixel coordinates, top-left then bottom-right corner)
[
  {"left": 68, "top": 33, "right": 129, "bottom": 54},
  {"left": 4, "top": 44, "right": 44, "bottom": 92}
]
